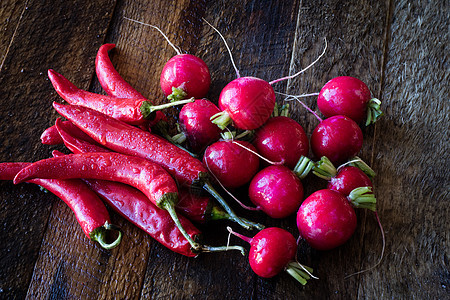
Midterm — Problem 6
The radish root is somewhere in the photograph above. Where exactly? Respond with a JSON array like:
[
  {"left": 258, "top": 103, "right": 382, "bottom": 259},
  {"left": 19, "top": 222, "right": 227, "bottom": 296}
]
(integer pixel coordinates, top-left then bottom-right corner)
[
  {"left": 344, "top": 211, "right": 385, "bottom": 279},
  {"left": 204, "top": 155, "right": 260, "bottom": 211},
  {"left": 203, "top": 18, "right": 240, "bottom": 79},
  {"left": 124, "top": 17, "right": 182, "bottom": 55},
  {"left": 269, "top": 38, "right": 327, "bottom": 85}
]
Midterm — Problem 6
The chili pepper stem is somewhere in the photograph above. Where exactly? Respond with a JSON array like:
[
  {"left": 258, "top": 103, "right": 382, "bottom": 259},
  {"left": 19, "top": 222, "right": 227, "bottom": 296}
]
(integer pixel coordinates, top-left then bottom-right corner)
[
  {"left": 140, "top": 98, "right": 195, "bottom": 119},
  {"left": 89, "top": 221, "right": 123, "bottom": 250},
  {"left": 202, "top": 182, "right": 264, "bottom": 231},
  {"left": 162, "top": 199, "right": 201, "bottom": 250}
]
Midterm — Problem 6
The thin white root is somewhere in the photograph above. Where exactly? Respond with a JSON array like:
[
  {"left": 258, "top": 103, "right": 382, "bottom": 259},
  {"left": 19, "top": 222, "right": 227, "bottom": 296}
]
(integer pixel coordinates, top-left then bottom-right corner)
[
  {"left": 123, "top": 17, "right": 182, "bottom": 55},
  {"left": 344, "top": 212, "right": 386, "bottom": 279},
  {"left": 269, "top": 37, "right": 328, "bottom": 85},
  {"left": 203, "top": 18, "right": 240, "bottom": 78}
]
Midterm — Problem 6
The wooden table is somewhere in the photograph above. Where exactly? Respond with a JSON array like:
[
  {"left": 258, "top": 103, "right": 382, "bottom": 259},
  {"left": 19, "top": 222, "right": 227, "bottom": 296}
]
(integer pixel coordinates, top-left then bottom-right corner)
[{"left": 0, "top": 0, "right": 448, "bottom": 299}]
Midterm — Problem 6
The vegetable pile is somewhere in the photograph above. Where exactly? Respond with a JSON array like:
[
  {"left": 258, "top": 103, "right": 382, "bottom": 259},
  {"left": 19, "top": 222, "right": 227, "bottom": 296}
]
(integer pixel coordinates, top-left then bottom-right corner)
[{"left": 2, "top": 20, "right": 385, "bottom": 286}]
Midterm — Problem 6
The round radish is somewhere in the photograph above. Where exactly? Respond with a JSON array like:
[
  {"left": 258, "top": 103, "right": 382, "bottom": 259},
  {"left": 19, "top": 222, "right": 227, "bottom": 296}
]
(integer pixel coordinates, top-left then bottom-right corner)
[
  {"left": 317, "top": 76, "right": 382, "bottom": 125},
  {"left": 176, "top": 99, "right": 222, "bottom": 153},
  {"left": 228, "top": 227, "right": 314, "bottom": 285},
  {"left": 160, "top": 54, "right": 211, "bottom": 100},
  {"left": 203, "top": 140, "right": 260, "bottom": 188},
  {"left": 249, "top": 165, "right": 303, "bottom": 218},
  {"left": 310, "top": 115, "right": 363, "bottom": 164},
  {"left": 297, "top": 189, "right": 357, "bottom": 250},
  {"left": 253, "top": 116, "right": 309, "bottom": 168},
  {"left": 328, "top": 166, "right": 373, "bottom": 196},
  {"left": 211, "top": 77, "right": 276, "bottom": 130}
]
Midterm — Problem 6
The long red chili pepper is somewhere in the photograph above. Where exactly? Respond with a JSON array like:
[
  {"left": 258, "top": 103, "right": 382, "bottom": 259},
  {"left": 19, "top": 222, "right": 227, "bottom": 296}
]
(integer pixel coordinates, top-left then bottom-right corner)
[
  {"left": 95, "top": 43, "right": 172, "bottom": 132},
  {"left": 40, "top": 120, "right": 99, "bottom": 145},
  {"left": 55, "top": 118, "right": 224, "bottom": 224},
  {"left": 48, "top": 69, "right": 192, "bottom": 125},
  {"left": 0, "top": 162, "right": 122, "bottom": 249},
  {"left": 52, "top": 103, "right": 263, "bottom": 231},
  {"left": 55, "top": 118, "right": 110, "bottom": 154},
  {"left": 13, "top": 152, "right": 203, "bottom": 250}
]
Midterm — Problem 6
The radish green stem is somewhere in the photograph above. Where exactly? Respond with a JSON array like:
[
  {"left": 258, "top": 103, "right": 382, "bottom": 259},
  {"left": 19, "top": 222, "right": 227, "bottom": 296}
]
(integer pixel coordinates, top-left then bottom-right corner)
[
  {"left": 347, "top": 156, "right": 377, "bottom": 178},
  {"left": 348, "top": 187, "right": 377, "bottom": 212},
  {"left": 171, "top": 132, "right": 187, "bottom": 144},
  {"left": 365, "top": 98, "right": 383, "bottom": 126},
  {"left": 124, "top": 17, "right": 182, "bottom": 55},
  {"left": 200, "top": 244, "right": 246, "bottom": 256},
  {"left": 203, "top": 18, "right": 240, "bottom": 79},
  {"left": 285, "top": 261, "right": 315, "bottom": 286},
  {"left": 210, "top": 111, "right": 232, "bottom": 130},
  {"left": 312, "top": 156, "right": 337, "bottom": 180},
  {"left": 293, "top": 156, "right": 314, "bottom": 179},
  {"left": 168, "top": 87, "right": 188, "bottom": 102},
  {"left": 269, "top": 38, "right": 327, "bottom": 85}
]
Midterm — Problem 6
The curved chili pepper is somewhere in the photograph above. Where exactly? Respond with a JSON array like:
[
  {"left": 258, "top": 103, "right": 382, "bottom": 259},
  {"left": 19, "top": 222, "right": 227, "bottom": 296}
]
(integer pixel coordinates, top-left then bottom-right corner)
[
  {"left": 55, "top": 118, "right": 110, "bottom": 154},
  {"left": 0, "top": 162, "right": 122, "bottom": 249},
  {"left": 48, "top": 69, "right": 192, "bottom": 125},
  {"left": 55, "top": 119, "right": 227, "bottom": 225},
  {"left": 52, "top": 103, "right": 264, "bottom": 231},
  {"left": 41, "top": 120, "right": 99, "bottom": 145},
  {"left": 13, "top": 152, "right": 205, "bottom": 251},
  {"left": 95, "top": 44, "right": 169, "bottom": 129}
]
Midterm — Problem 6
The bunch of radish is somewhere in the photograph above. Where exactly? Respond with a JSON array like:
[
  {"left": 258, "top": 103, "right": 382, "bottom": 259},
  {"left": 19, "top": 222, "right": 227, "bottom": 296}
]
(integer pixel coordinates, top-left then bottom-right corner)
[{"left": 3, "top": 17, "right": 386, "bottom": 288}]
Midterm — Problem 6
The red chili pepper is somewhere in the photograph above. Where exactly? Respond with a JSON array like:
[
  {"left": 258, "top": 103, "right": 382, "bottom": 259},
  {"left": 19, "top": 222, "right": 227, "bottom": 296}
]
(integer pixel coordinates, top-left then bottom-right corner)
[
  {"left": 40, "top": 120, "right": 99, "bottom": 145},
  {"left": 13, "top": 152, "right": 203, "bottom": 249},
  {"left": 48, "top": 69, "right": 192, "bottom": 126},
  {"left": 0, "top": 162, "right": 122, "bottom": 249},
  {"left": 95, "top": 44, "right": 144, "bottom": 99},
  {"left": 52, "top": 102, "right": 264, "bottom": 231},
  {"left": 95, "top": 43, "right": 168, "bottom": 129},
  {"left": 55, "top": 118, "right": 110, "bottom": 154},
  {"left": 55, "top": 119, "right": 207, "bottom": 224}
]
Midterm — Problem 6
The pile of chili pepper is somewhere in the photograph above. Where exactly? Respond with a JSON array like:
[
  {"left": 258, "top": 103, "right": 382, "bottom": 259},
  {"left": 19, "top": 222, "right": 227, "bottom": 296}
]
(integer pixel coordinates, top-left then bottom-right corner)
[{"left": 2, "top": 43, "right": 264, "bottom": 256}]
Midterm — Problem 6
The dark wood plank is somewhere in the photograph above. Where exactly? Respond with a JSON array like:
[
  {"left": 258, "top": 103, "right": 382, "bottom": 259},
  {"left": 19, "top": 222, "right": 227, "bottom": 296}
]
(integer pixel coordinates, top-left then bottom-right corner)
[
  {"left": 358, "top": 0, "right": 449, "bottom": 298},
  {"left": 0, "top": 0, "right": 116, "bottom": 298},
  {"left": 0, "top": 0, "right": 27, "bottom": 66},
  {"left": 284, "top": 0, "right": 389, "bottom": 298}
]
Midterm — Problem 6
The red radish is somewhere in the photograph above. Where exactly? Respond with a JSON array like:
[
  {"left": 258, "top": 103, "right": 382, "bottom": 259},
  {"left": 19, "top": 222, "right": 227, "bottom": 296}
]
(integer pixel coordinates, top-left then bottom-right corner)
[
  {"left": 297, "top": 189, "right": 357, "bottom": 250},
  {"left": 312, "top": 156, "right": 377, "bottom": 211},
  {"left": 328, "top": 166, "right": 373, "bottom": 196},
  {"left": 203, "top": 140, "right": 259, "bottom": 188},
  {"left": 253, "top": 116, "right": 309, "bottom": 169},
  {"left": 311, "top": 115, "right": 363, "bottom": 164},
  {"left": 211, "top": 77, "right": 276, "bottom": 130},
  {"left": 317, "top": 76, "right": 382, "bottom": 125},
  {"left": 206, "top": 20, "right": 326, "bottom": 131},
  {"left": 228, "top": 227, "right": 314, "bottom": 285},
  {"left": 160, "top": 54, "right": 211, "bottom": 101},
  {"left": 174, "top": 99, "right": 222, "bottom": 152},
  {"left": 249, "top": 165, "right": 304, "bottom": 218},
  {"left": 124, "top": 17, "right": 210, "bottom": 101}
]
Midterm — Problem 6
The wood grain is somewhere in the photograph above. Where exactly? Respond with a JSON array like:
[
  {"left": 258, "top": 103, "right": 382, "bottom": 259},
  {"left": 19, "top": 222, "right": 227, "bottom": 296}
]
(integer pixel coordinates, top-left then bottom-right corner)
[
  {"left": 358, "top": 0, "right": 449, "bottom": 298},
  {"left": 0, "top": 0, "right": 448, "bottom": 299},
  {"left": 0, "top": 0, "right": 116, "bottom": 298}
]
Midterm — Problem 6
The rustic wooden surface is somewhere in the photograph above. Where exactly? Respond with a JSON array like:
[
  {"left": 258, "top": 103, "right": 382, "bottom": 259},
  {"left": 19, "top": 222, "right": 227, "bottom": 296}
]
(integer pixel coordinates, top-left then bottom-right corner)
[{"left": 0, "top": 0, "right": 448, "bottom": 299}]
